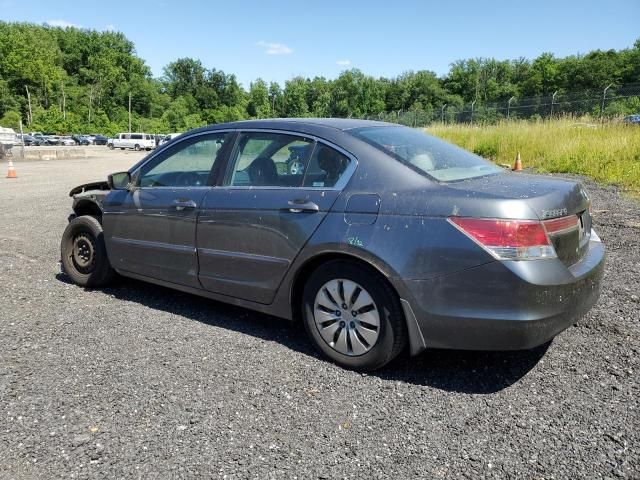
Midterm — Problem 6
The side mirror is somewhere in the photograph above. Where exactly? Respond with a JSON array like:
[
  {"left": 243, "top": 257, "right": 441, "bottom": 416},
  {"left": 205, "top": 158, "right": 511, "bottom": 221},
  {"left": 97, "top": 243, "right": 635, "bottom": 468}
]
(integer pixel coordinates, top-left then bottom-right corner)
[{"left": 108, "top": 171, "right": 132, "bottom": 190}]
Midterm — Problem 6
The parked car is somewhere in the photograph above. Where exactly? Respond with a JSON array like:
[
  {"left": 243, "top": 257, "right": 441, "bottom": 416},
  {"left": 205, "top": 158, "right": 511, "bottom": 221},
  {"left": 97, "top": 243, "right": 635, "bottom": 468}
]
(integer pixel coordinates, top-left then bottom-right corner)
[
  {"left": 59, "top": 136, "right": 77, "bottom": 146},
  {"left": 93, "top": 134, "right": 109, "bottom": 145},
  {"left": 44, "top": 135, "right": 61, "bottom": 145},
  {"left": 61, "top": 119, "right": 605, "bottom": 371},
  {"left": 159, "top": 133, "right": 183, "bottom": 145},
  {"left": 17, "top": 134, "right": 44, "bottom": 146},
  {"left": 72, "top": 135, "right": 91, "bottom": 146},
  {"left": 107, "top": 132, "right": 155, "bottom": 151},
  {"left": 622, "top": 114, "right": 640, "bottom": 125}
]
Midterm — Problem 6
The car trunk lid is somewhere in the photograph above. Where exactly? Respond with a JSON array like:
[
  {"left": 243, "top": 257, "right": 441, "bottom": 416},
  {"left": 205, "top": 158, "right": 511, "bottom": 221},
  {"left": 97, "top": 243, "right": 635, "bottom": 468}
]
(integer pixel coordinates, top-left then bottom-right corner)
[{"left": 444, "top": 172, "right": 592, "bottom": 266}]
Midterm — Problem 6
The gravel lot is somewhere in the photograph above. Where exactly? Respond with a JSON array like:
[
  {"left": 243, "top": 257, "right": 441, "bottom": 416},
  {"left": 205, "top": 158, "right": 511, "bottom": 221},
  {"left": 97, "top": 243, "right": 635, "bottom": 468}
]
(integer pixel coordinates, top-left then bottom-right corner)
[{"left": 0, "top": 151, "right": 638, "bottom": 479}]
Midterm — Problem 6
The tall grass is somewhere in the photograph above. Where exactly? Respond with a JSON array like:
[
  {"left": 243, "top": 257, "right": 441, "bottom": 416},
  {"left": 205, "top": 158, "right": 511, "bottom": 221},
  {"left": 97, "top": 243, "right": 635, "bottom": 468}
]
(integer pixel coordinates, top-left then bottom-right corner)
[{"left": 427, "top": 118, "right": 640, "bottom": 194}]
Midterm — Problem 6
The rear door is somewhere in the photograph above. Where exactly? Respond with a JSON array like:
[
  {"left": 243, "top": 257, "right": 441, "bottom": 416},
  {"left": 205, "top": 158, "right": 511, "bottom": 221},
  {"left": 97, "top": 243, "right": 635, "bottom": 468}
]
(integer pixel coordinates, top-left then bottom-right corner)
[
  {"left": 103, "top": 131, "right": 233, "bottom": 287},
  {"left": 197, "top": 130, "right": 355, "bottom": 304}
]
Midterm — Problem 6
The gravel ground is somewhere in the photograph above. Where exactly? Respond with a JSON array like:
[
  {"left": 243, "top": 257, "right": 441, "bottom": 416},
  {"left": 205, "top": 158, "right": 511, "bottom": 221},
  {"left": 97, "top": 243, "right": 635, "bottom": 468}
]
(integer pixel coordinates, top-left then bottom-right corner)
[{"left": 0, "top": 154, "right": 638, "bottom": 479}]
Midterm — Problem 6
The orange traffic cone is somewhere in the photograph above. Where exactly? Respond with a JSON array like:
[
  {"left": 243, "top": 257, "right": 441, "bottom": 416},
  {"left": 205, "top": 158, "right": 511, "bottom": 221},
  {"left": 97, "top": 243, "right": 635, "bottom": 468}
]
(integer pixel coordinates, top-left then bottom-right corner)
[
  {"left": 6, "top": 158, "right": 17, "bottom": 178},
  {"left": 512, "top": 151, "right": 523, "bottom": 171}
]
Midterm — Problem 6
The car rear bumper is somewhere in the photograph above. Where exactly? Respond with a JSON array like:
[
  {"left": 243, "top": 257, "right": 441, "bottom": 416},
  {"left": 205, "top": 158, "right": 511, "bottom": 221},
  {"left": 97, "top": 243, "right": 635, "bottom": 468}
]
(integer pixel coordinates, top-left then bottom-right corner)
[{"left": 401, "top": 239, "right": 605, "bottom": 351}]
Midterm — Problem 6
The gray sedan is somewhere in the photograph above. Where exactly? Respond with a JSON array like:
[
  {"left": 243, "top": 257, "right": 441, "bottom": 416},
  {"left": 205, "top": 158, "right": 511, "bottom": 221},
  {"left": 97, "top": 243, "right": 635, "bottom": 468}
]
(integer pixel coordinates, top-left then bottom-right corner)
[{"left": 61, "top": 119, "right": 605, "bottom": 371}]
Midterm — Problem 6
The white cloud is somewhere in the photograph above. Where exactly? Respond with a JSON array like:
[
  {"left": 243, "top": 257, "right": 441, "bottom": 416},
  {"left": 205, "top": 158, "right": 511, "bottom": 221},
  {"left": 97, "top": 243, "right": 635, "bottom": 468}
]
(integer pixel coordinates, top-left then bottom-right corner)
[
  {"left": 46, "top": 19, "right": 81, "bottom": 28},
  {"left": 103, "top": 24, "right": 116, "bottom": 32},
  {"left": 257, "top": 40, "right": 293, "bottom": 55},
  {"left": 336, "top": 59, "right": 351, "bottom": 66}
]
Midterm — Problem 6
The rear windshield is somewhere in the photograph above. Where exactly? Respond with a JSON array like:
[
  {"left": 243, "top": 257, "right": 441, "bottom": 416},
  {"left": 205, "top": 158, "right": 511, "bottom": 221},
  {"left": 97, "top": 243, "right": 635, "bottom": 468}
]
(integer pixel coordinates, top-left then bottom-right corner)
[{"left": 351, "top": 126, "right": 502, "bottom": 182}]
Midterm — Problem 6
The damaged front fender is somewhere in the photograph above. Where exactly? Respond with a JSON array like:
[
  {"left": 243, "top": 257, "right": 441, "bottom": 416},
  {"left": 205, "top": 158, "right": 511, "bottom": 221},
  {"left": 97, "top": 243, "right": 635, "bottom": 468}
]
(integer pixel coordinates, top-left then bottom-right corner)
[{"left": 68, "top": 181, "right": 110, "bottom": 197}]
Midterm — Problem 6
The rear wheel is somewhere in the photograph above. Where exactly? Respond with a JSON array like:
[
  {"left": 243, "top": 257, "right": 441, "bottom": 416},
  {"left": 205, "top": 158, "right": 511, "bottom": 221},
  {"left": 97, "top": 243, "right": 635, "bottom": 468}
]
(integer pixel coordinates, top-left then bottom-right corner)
[
  {"left": 302, "top": 260, "right": 407, "bottom": 371},
  {"left": 134, "top": 144, "right": 140, "bottom": 151},
  {"left": 60, "top": 216, "right": 115, "bottom": 287}
]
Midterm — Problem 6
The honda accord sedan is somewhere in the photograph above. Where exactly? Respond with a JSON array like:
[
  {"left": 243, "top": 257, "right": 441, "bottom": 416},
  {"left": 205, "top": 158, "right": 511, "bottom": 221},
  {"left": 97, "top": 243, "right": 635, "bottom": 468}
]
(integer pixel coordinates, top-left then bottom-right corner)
[{"left": 61, "top": 119, "right": 605, "bottom": 371}]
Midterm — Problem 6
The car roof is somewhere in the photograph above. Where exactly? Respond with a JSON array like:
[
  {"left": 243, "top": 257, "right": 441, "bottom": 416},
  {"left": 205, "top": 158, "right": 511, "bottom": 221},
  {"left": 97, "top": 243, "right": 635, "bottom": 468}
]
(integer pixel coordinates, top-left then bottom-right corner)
[{"left": 202, "top": 118, "right": 397, "bottom": 133}]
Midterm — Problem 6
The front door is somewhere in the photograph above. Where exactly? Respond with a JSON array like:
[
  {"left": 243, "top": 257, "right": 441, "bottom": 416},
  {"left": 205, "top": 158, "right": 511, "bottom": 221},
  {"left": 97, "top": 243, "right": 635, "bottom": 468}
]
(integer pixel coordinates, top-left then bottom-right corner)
[
  {"left": 197, "top": 131, "right": 354, "bottom": 304},
  {"left": 103, "top": 131, "right": 232, "bottom": 287}
]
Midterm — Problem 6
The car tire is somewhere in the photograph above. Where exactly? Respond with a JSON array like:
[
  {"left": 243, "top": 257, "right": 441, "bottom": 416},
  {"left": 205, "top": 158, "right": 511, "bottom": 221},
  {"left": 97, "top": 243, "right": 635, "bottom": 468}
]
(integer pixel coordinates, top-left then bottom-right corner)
[
  {"left": 108, "top": 143, "right": 114, "bottom": 150},
  {"left": 134, "top": 144, "right": 140, "bottom": 151},
  {"left": 120, "top": 147, "right": 125, "bottom": 150},
  {"left": 60, "top": 216, "right": 115, "bottom": 288},
  {"left": 302, "top": 260, "right": 407, "bottom": 371}
]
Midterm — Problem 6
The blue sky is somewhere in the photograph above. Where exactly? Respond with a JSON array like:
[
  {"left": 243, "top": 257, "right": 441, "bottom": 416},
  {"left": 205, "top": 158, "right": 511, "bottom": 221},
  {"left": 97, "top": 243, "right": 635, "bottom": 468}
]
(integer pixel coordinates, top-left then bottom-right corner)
[{"left": 2, "top": 0, "right": 639, "bottom": 88}]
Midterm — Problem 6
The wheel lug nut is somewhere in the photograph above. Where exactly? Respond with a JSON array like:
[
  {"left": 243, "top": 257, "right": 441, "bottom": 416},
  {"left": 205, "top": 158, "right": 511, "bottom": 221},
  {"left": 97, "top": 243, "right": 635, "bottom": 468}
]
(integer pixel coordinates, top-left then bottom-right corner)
[
  {"left": 335, "top": 310, "right": 341, "bottom": 317},
  {"left": 351, "top": 310, "right": 357, "bottom": 317},
  {"left": 350, "top": 321, "right": 355, "bottom": 328},
  {"left": 341, "top": 303, "right": 348, "bottom": 309},
  {"left": 339, "top": 321, "right": 345, "bottom": 328}
]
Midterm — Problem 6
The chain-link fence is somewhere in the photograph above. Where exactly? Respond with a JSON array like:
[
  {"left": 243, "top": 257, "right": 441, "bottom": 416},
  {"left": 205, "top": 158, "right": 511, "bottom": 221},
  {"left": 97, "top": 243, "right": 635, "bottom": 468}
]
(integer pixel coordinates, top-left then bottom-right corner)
[{"left": 363, "top": 83, "right": 640, "bottom": 127}]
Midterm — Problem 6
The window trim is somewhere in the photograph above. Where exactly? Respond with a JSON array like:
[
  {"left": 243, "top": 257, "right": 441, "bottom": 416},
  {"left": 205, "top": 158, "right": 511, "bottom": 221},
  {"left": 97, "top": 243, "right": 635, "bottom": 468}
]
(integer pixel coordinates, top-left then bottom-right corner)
[{"left": 220, "top": 128, "right": 358, "bottom": 191}]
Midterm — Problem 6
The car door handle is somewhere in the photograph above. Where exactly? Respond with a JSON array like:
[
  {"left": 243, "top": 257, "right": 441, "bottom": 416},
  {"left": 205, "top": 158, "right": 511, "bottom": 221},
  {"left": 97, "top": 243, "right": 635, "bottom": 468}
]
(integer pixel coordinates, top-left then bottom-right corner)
[
  {"left": 173, "top": 199, "right": 197, "bottom": 211},
  {"left": 287, "top": 199, "right": 319, "bottom": 213}
]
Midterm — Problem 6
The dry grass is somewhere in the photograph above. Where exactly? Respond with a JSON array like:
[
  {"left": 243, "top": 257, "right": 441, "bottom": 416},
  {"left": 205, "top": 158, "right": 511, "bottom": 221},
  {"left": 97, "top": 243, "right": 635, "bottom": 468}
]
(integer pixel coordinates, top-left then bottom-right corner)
[{"left": 427, "top": 119, "right": 640, "bottom": 194}]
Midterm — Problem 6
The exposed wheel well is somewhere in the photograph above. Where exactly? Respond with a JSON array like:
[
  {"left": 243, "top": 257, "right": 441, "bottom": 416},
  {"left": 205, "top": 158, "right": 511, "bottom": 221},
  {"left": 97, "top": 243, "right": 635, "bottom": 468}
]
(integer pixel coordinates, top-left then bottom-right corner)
[
  {"left": 290, "top": 253, "right": 400, "bottom": 324},
  {"left": 73, "top": 200, "right": 102, "bottom": 223}
]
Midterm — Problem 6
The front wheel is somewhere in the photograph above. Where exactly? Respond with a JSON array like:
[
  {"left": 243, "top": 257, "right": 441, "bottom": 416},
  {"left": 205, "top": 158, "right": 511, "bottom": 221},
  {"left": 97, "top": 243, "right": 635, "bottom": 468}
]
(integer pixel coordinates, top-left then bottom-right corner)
[
  {"left": 60, "top": 216, "right": 115, "bottom": 287},
  {"left": 108, "top": 143, "right": 114, "bottom": 150},
  {"left": 302, "top": 260, "right": 407, "bottom": 371},
  {"left": 134, "top": 144, "right": 140, "bottom": 151}
]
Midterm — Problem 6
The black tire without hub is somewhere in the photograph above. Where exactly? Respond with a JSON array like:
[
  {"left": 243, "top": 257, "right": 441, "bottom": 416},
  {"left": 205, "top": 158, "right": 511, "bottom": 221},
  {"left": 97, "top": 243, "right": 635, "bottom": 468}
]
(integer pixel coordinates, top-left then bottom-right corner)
[
  {"left": 60, "top": 215, "right": 115, "bottom": 287},
  {"left": 302, "top": 260, "right": 407, "bottom": 371}
]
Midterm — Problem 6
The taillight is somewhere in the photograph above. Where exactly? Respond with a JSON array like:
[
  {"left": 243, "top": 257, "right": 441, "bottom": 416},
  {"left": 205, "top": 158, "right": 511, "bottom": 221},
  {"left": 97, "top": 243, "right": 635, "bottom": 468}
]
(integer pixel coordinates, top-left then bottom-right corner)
[
  {"left": 448, "top": 217, "right": 557, "bottom": 260},
  {"left": 542, "top": 215, "right": 579, "bottom": 235}
]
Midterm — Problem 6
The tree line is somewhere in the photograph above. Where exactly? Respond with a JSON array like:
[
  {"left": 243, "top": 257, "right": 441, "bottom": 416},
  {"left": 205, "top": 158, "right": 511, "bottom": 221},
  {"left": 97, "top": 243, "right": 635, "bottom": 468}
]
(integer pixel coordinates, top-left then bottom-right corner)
[{"left": 1, "top": 21, "right": 639, "bottom": 134}]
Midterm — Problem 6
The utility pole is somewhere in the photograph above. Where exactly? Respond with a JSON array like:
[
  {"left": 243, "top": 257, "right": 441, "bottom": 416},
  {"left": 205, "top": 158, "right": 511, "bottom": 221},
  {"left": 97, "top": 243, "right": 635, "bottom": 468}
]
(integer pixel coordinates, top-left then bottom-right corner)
[
  {"left": 25, "top": 86, "right": 33, "bottom": 125},
  {"left": 507, "top": 96, "right": 515, "bottom": 120},
  {"left": 128, "top": 92, "right": 132, "bottom": 132},
  {"left": 601, "top": 83, "right": 613, "bottom": 119},
  {"left": 470, "top": 100, "right": 476, "bottom": 125},
  {"left": 88, "top": 85, "right": 94, "bottom": 125},
  {"left": 550, "top": 90, "right": 558, "bottom": 117},
  {"left": 61, "top": 82, "right": 66, "bottom": 120},
  {"left": 19, "top": 119, "right": 25, "bottom": 159},
  {"left": 441, "top": 103, "right": 447, "bottom": 123}
]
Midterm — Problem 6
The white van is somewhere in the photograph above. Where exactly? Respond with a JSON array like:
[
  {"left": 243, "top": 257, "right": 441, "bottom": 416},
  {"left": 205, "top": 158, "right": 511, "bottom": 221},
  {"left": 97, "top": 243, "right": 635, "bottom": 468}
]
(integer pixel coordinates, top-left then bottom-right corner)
[
  {"left": 108, "top": 133, "right": 155, "bottom": 151},
  {"left": 0, "top": 126, "right": 17, "bottom": 150}
]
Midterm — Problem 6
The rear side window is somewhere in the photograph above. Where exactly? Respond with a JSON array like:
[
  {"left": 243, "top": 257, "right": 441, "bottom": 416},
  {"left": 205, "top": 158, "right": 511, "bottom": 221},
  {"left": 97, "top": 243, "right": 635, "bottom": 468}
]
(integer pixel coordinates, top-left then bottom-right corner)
[
  {"left": 352, "top": 126, "right": 502, "bottom": 182},
  {"left": 225, "top": 132, "right": 314, "bottom": 187},
  {"left": 302, "top": 144, "right": 350, "bottom": 188}
]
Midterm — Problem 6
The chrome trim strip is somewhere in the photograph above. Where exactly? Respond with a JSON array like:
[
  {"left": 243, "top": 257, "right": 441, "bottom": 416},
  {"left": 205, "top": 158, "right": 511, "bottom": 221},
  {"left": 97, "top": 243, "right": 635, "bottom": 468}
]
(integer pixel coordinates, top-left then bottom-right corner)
[
  {"left": 198, "top": 247, "right": 290, "bottom": 266},
  {"left": 111, "top": 237, "right": 196, "bottom": 253}
]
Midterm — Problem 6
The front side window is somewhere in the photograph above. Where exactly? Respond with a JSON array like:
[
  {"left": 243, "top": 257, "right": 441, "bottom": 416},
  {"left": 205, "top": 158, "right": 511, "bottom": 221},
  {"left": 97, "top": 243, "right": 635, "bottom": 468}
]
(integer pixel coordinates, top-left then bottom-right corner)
[
  {"left": 352, "top": 126, "right": 502, "bottom": 182},
  {"left": 226, "top": 132, "right": 314, "bottom": 187},
  {"left": 139, "top": 133, "right": 229, "bottom": 187}
]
